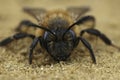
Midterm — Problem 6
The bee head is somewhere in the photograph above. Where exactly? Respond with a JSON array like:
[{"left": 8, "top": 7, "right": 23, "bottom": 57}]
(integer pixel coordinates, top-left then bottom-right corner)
[{"left": 44, "top": 29, "right": 76, "bottom": 61}]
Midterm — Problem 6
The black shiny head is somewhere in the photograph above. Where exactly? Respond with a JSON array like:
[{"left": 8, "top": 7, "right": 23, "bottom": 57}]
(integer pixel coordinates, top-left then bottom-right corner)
[{"left": 44, "top": 28, "right": 77, "bottom": 61}]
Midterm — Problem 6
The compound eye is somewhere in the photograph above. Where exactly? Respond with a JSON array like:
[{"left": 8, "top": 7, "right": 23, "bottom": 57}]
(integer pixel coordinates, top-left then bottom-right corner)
[
  {"left": 63, "top": 31, "right": 74, "bottom": 41},
  {"left": 47, "top": 37, "right": 54, "bottom": 42},
  {"left": 64, "top": 34, "right": 72, "bottom": 41},
  {"left": 63, "top": 30, "right": 76, "bottom": 42},
  {"left": 44, "top": 31, "right": 56, "bottom": 42},
  {"left": 46, "top": 35, "right": 55, "bottom": 49}
]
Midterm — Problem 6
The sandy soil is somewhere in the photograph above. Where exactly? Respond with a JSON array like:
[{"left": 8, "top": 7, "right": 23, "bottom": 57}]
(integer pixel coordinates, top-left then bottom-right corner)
[{"left": 0, "top": 0, "right": 120, "bottom": 80}]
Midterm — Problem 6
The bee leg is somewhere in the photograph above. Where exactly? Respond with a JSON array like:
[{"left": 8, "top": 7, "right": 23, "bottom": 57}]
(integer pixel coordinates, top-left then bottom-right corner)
[
  {"left": 79, "top": 37, "right": 96, "bottom": 64},
  {"left": 29, "top": 37, "right": 43, "bottom": 64},
  {"left": 76, "top": 15, "right": 95, "bottom": 28},
  {"left": 0, "top": 33, "right": 35, "bottom": 46},
  {"left": 80, "top": 28, "right": 120, "bottom": 50},
  {"left": 15, "top": 20, "right": 36, "bottom": 32}
]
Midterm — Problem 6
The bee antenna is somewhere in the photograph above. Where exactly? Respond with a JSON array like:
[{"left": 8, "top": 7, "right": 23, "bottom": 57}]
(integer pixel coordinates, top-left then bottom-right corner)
[
  {"left": 63, "top": 16, "right": 95, "bottom": 38},
  {"left": 62, "top": 18, "right": 83, "bottom": 38},
  {"left": 30, "top": 23, "right": 57, "bottom": 38}
]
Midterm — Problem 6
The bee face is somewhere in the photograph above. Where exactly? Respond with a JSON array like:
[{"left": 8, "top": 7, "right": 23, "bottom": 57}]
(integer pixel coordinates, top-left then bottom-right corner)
[
  {"left": 44, "top": 29, "right": 76, "bottom": 61},
  {"left": 47, "top": 41, "right": 72, "bottom": 61}
]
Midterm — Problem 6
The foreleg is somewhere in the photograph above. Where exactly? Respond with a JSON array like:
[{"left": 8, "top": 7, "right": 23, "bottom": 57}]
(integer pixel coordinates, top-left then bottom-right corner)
[
  {"left": 80, "top": 28, "right": 120, "bottom": 50},
  {"left": 0, "top": 33, "right": 35, "bottom": 46}
]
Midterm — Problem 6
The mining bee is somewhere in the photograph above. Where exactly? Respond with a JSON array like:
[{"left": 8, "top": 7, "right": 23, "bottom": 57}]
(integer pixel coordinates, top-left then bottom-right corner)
[{"left": 0, "top": 7, "right": 119, "bottom": 64}]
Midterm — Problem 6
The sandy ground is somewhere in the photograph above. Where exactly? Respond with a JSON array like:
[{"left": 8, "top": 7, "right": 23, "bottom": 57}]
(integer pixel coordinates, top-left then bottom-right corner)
[{"left": 0, "top": 0, "right": 120, "bottom": 80}]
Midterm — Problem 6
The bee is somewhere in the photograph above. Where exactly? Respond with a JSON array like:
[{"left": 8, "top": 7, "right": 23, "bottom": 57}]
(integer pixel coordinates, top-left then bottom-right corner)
[{"left": 0, "top": 7, "right": 119, "bottom": 64}]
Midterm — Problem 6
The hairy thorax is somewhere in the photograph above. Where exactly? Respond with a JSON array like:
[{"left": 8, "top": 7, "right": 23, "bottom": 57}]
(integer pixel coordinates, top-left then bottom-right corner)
[{"left": 35, "top": 10, "right": 74, "bottom": 37}]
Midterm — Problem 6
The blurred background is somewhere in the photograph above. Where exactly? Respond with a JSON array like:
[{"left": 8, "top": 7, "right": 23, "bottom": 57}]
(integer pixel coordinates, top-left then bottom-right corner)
[{"left": 0, "top": 0, "right": 120, "bottom": 38}]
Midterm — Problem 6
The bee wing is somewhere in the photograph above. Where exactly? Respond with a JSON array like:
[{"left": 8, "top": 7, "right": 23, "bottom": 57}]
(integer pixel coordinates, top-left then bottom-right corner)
[
  {"left": 67, "top": 6, "right": 90, "bottom": 21},
  {"left": 23, "top": 7, "right": 47, "bottom": 22}
]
